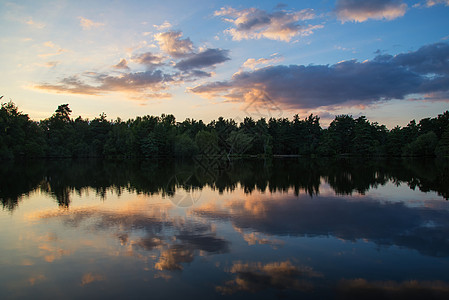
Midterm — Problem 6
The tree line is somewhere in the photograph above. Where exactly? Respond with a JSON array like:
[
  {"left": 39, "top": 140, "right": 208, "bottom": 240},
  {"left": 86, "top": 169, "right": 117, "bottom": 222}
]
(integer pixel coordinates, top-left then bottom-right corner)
[{"left": 1, "top": 100, "right": 449, "bottom": 159}]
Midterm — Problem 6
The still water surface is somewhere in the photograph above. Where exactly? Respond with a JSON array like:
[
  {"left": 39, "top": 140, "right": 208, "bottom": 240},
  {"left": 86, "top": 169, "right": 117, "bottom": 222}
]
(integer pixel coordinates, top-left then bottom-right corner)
[{"left": 1, "top": 158, "right": 449, "bottom": 299}]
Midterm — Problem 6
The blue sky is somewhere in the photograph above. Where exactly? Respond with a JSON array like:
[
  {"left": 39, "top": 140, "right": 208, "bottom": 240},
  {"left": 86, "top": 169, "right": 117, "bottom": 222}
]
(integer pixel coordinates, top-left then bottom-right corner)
[{"left": 0, "top": 0, "right": 448, "bottom": 127}]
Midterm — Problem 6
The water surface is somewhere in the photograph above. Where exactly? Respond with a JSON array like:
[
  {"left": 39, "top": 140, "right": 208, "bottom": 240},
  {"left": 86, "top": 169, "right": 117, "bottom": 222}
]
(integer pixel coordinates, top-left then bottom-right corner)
[{"left": 1, "top": 158, "right": 449, "bottom": 299}]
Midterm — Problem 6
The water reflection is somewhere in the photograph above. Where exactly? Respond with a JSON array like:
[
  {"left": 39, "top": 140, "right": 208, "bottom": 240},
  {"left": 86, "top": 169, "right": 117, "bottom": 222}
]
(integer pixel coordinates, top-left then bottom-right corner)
[
  {"left": 217, "top": 261, "right": 322, "bottom": 295},
  {"left": 35, "top": 206, "right": 229, "bottom": 271},
  {"left": 1, "top": 158, "right": 448, "bottom": 211},
  {"left": 337, "top": 279, "right": 449, "bottom": 300},
  {"left": 195, "top": 193, "right": 449, "bottom": 257},
  {"left": 1, "top": 158, "right": 449, "bottom": 299}
]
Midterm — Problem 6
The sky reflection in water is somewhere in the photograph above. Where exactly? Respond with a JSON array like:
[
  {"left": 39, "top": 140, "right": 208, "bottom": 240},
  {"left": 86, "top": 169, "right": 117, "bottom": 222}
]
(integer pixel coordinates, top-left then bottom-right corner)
[{"left": 1, "top": 158, "right": 449, "bottom": 299}]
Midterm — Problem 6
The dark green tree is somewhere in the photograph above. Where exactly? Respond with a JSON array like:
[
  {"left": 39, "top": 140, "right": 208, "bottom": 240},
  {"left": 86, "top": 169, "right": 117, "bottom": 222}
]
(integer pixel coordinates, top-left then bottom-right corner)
[
  {"left": 326, "top": 115, "right": 355, "bottom": 155},
  {"left": 174, "top": 133, "right": 198, "bottom": 157},
  {"left": 403, "top": 131, "right": 438, "bottom": 157},
  {"left": 435, "top": 125, "right": 449, "bottom": 157},
  {"left": 0, "top": 101, "right": 46, "bottom": 159}
]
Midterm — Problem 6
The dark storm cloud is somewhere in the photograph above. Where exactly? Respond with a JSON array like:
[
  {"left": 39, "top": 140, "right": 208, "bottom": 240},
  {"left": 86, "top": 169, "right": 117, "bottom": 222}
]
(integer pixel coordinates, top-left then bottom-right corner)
[
  {"left": 335, "top": 0, "right": 407, "bottom": 22},
  {"left": 175, "top": 48, "right": 230, "bottom": 71},
  {"left": 191, "top": 42, "right": 449, "bottom": 109}
]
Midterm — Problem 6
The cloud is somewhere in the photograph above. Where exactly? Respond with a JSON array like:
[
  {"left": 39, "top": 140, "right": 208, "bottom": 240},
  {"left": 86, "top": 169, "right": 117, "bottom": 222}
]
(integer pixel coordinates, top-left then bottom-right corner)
[
  {"left": 216, "top": 261, "right": 322, "bottom": 294},
  {"left": 37, "top": 61, "right": 59, "bottom": 68},
  {"left": 43, "top": 41, "right": 56, "bottom": 48},
  {"left": 153, "top": 21, "right": 172, "bottom": 30},
  {"left": 194, "top": 192, "right": 449, "bottom": 257},
  {"left": 188, "top": 70, "right": 212, "bottom": 78},
  {"left": 425, "top": 0, "right": 449, "bottom": 6},
  {"left": 39, "top": 243, "right": 72, "bottom": 263},
  {"left": 242, "top": 54, "right": 283, "bottom": 70},
  {"left": 112, "top": 58, "right": 130, "bottom": 70},
  {"left": 154, "top": 245, "right": 194, "bottom": 271},
  {"left": 154, "top": 233, "right": 230, "bottom": 271},
  {"left": 214, "top": 6, "right": 321, "bottom": 42},
  {"left": 25, "top": 17, "right": 45, "bottom": 29},
  {"left": 335, "top": 0, "right": 407, "bottom": 22},
  {"left": 35, "top": 207, "right": 229, "bottom": 272},
  {"left": 38, "top": 41, "right": 68, "bottom": 57},
  {"left": 133, "top": 52, "right": 165, "bottom": 69},
  {"left": 35, "top": 70, "right": 172, "bottom": 99},
  {"left": 28, "top": 274, "right": 46, "bottom": 286},
  {"left": 38, "top": 49, "right": 67, "bottom": 58},
  {"left": 100, "top": 70, "right": 169, "bottom": 92},
  {"left": 34, "top": 29, "right": 231, "bottom": 99},
  {"left": 154, "top": 31, "right": 194, "bottom": 58},
  {"left": 36, "top": 76, "right": 104, "bottom": 95},
  {"left": 175, "top": 48, "right": 230, "bottom": 71},
  {"left": 81, "top": 273, "right": 106, "bottom": 286},
  {"left": 190, "top": 42, "right": 449, "bottom": 110},
  {"left": 239, "top": 231, "right": 284, "bottom": 248},
  {"left": 79, "top": 17, "right": 104, "bottom": 30},
  {"left": 45, "top": 61, "right": 59, "bottom": 68}
]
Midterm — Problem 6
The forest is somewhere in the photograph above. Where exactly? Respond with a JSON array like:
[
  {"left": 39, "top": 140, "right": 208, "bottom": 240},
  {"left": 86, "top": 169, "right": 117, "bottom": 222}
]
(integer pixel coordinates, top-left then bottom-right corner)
[{"left": 1, "top": 100, "right": 449, "bottom": 159}]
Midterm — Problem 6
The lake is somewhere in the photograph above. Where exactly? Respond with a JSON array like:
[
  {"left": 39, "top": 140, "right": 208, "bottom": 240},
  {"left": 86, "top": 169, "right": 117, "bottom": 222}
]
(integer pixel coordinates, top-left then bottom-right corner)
[{"left": 1, "top": 158, "right": 449, "bottom": 299}]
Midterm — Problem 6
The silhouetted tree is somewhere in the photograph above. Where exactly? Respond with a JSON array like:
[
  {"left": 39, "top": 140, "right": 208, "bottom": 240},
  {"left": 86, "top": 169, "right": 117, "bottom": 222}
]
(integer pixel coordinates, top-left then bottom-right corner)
[{"left": 1, "top": 101, "right": 448, "bottom": 159}]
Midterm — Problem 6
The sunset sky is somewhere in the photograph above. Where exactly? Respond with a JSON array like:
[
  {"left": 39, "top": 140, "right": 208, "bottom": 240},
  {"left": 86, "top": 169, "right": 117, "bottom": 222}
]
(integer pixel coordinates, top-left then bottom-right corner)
[{"left": 1, "top": 0, "right": 448, "bottom": 127}]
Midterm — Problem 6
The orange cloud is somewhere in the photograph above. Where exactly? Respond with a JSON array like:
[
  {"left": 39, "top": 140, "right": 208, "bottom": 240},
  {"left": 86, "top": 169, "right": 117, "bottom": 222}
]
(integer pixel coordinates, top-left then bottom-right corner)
[
  {"left": 215, "top": 6, "right": 320, "bottom": 42},
  {"left": 81, "top": 273, "right": 106, "bottom": 286},
  {"left": 240, "top": 231, "right": 284, "bottom": 248},
  {"left": 28, "top": 274, "right": 46, "bottom": 286},
  {"left": 34, "top": 71, "right": 172, "bottom": 100},
  {"left": 38, "top": 41, "right": 68, "bottom": 57},
  {"left": 25, "top": 18, "right": 45, "bottom": 29},
  {"left": 154, "top": 31, "right": 194, "bottom": 58},
  {"left": 154, "top": 245, "right": 194, "bottom": 271},
  {"left": 153, "top": 21, "right": 172, "bottom": 30},
  {"left": 425, "top": 0, "right": 449, "bottom": 7},
  {"left": 38, "top": 244, "right": 72, "bottom": 263},
  {"left": 79, "top": 17, "right": 105, "bottom": 30},
  {"left": 242, "top": 54, "right": 283, "bottom": 70}
]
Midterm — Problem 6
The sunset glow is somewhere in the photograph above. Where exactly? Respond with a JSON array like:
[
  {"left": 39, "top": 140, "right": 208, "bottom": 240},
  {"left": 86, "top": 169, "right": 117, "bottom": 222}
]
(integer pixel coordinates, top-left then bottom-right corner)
[{"left": 1, "top": 0, "right": 448, "bottom": 127}]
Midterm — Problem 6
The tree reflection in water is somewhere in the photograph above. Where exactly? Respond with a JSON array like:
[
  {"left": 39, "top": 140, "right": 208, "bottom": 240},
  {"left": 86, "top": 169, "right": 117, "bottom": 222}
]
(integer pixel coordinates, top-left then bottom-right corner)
[
  {"left": 1, "top": 158, "right": 449, "bottom": 299},
  {"left": 1, "top": 158, "right": 448, "bottom": 211}
]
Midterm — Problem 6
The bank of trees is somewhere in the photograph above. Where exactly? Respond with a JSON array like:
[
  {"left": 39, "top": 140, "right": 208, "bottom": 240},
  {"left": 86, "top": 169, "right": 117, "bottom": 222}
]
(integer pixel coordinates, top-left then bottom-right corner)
[{"left": 1, "top": 100, "right": 449, "bottom": 159}]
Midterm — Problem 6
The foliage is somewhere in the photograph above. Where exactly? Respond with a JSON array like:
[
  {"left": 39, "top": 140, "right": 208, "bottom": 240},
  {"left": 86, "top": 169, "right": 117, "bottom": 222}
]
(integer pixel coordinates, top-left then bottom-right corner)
[
  {"left": 1, "top": 100, "right": 448, "bottom": 159},
  {"left": 0, "top": 101, "right": 46, "bottom": 159},
  {"left": 435, "top": 125, "right": 449, "bottom": 157}
]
